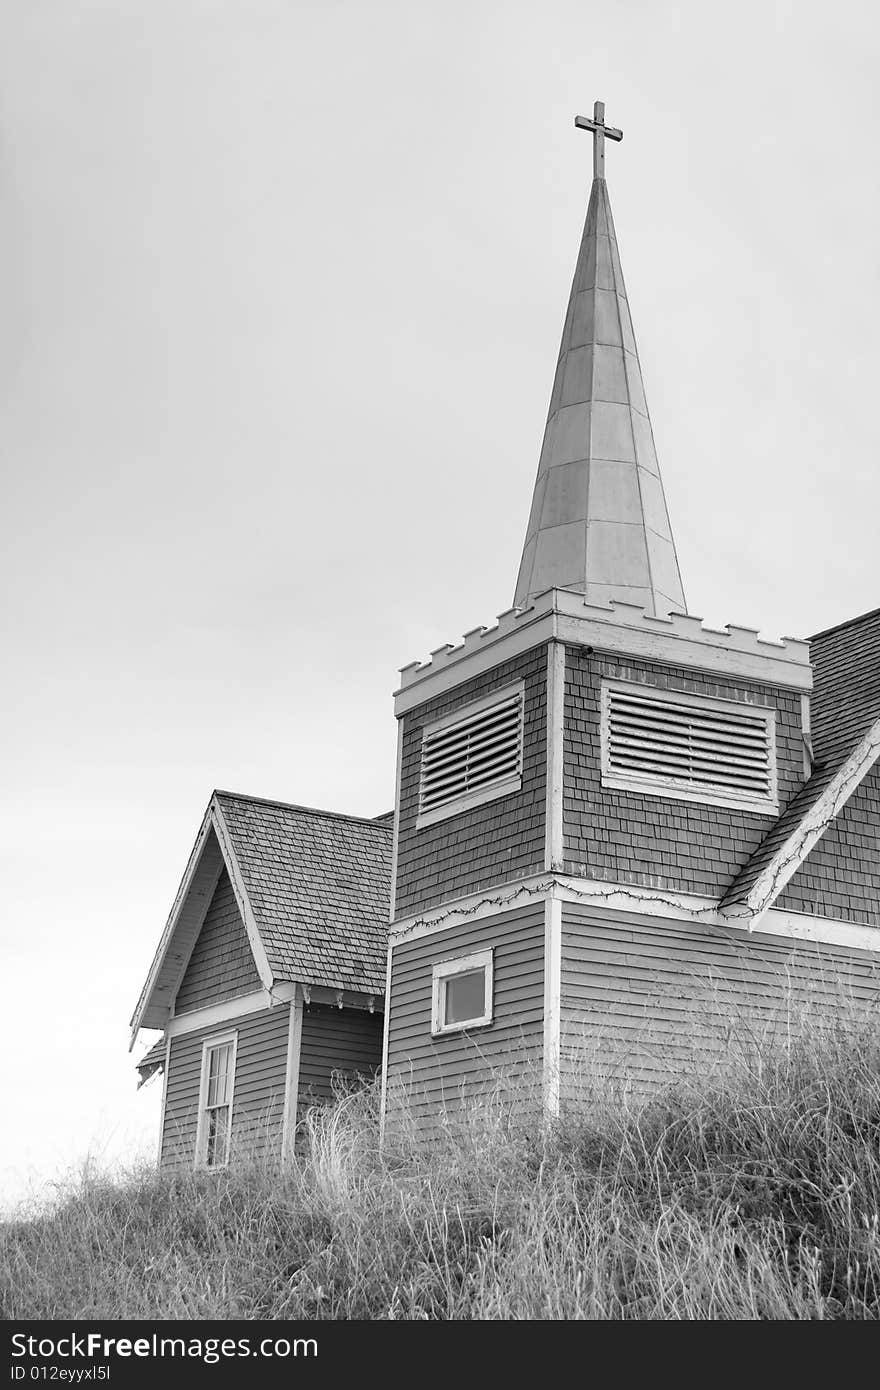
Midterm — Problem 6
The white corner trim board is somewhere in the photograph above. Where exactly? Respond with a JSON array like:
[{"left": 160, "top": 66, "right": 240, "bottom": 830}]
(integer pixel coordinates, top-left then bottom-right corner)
[
  {"left": 545, "top": 642, "right": 565, "bottom": 871},
  {"left": 281, "top": 989, "right": 303, "bottom": 1165},
  {"left": 388, "top": 719, "right": 404, "bottom": 921},
  {"left": 543, "top": 892, "right": 562, "bottom": 1118},
  {"left": 378, "top": 940, "right": 394, "bottom": 1147},
  {"left": 726, "top": 718, "right": 880, "bottom": 924}
]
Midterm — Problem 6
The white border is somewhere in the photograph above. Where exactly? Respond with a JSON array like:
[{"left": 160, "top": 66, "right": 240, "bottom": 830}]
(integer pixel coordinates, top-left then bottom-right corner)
[
  {"left": 166, "top": 986, "right": 295, "bottom": 1038},
  {"left": 416, "top": 682, "right": 524, "bottom": 830},
  {"left": 430, "top": 949, "right": 494, "bottom": 1035},
  {"left": 194, "top": 1030, "right": 238, "bottom": 1170},
  {"left": 600, "top": 679, "right": 779, "bottom": 815}
]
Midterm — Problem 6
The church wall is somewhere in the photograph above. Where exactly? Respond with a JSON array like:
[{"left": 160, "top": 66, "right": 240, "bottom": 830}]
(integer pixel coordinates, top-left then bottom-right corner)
[
  {"left": 384, "top": 903, "right": 545, "bottom": 1127},
  {"left": 559, "top": 901, "right": 880, "bottom": 1102},
  {"left": 776, "top": 762, "right": 880, "bottom": 926},
  {"left": 296, "top": 1002, "right": 384, "bottom": 1122},
  {"left": 174, "top": 867, "right": 262, "bottom": 1015},
  {"left": 160, "top": 1002, "right": 289, "bottom": 1171},
  {"left": 394, "top": 646, "right": 547, "bottom": 917},
  {"left": 562, "top": 648, "right": 804, "bottom": 897}
]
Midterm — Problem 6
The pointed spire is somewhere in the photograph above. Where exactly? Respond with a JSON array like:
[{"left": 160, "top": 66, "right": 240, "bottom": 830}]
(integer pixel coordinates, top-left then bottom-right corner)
[{"left": 514, "top": 111, "right": 685, "bottom": 616}]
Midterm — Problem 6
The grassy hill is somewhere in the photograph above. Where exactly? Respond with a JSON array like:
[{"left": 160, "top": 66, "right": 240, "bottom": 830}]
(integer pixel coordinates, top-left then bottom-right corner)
[{"left": 3, "top": 1020, "right": 880, "bottom": 1319}]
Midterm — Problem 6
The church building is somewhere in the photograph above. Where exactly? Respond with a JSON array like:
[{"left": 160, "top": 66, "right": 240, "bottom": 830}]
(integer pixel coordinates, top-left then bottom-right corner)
[{"left": 132, "top": 105, "right": 880, "bottom": 1168}]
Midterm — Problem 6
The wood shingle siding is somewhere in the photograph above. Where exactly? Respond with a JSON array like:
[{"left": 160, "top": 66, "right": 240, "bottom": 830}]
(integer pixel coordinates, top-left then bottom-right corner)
[
  {"left": 161, "top": 1003, "right": 290, "bottom": 1169},
  {"left": 395, "top": 649, "right": 547, "bottom": 917},
  {"left": 777, "top": 762, "right": 880, "bottom": 925},
  {"left": 563, "top": 650, "right": 804, "bottom": 897},
  {"left": 296, "top": 1004, "right": 384, "bottom": 1121},
  {"left": 385, "top": 905, "right": 545, "bottom": 1123},
  {"left": 560, "top": 902, "right": 880, "bottom": 1100},
  {"left": 174, "top": 867, "right": 261, "bottom": 1014}
]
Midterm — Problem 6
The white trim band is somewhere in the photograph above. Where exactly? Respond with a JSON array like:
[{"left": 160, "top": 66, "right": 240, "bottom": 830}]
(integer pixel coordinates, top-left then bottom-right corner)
[{"left": 389, "top": 872, "right": 880, "bottom": 954}]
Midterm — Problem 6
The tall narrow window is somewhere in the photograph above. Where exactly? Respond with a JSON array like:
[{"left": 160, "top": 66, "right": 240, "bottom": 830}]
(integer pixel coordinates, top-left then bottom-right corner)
[{"left": 196, "top": 1033, "right": 237, "bottom": 1169}]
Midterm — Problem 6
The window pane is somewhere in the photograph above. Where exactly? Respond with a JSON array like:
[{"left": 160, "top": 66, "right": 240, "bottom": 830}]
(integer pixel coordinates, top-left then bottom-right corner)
[
  {"left": 206, "top": 1043, "right": 231, "bottom": 1107},
  {"left": 443, "top": 969, "right": 486, "bottom": 1025},
  {"left": 216, "top": 1045, "right": 231, "bottom": 1105},
  {"left": 206, "top": 1105, "right": 229, "bottom": 1167}
]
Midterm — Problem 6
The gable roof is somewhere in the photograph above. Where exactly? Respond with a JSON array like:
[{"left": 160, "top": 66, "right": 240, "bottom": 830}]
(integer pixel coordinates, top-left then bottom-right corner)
[
  {"left": 723, "top": 607, "right": 880, "bottom": 921},
  {"left": 130, "top": 790, "right": 392, "bottom": 1041},
  {"left": 214, "top": 790, "right": 392, "bottom": 998}
]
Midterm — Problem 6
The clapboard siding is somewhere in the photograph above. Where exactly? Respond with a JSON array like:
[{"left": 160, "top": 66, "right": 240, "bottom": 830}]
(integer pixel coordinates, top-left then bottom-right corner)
[
  {"left": 395, "top": 647, "right": 547, "bottom": 916},
  {"left": 385, "top": 905, "right": 545, "bottom": 1122},
  {"left": 560, "top": 902, "right": 880, "bottom": 1099},
  {"left": 175, "top": 867, "right": 261, "bottom": 1013},
  {"left": 161, "top": 1003, "right": 290, "bottom": 1169},
  {"left": 563, "top": 650, "right": 804, "bottom": 897},
  {"left": 296, "top": 1004, "right": 384, "bottom": 1120}
]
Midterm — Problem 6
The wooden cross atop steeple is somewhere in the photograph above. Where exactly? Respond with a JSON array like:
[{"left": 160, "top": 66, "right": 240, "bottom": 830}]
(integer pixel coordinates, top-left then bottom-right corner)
[{"left": 574, "top": 100, "right": 623, "bottom": 179}]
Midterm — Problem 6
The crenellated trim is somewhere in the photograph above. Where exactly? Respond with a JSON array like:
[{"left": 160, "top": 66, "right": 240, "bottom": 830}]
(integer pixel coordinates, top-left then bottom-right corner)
[{"left": 394, "top": 590, "right": 811, "bottom": 714}]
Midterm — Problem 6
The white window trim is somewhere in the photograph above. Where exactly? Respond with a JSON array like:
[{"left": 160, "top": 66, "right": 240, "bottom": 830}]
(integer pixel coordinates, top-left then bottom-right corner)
[
  {"left": 194, "top": 1030, "right": 238, "bottom": 1170},
  {"left": 600, "top": 679, "right": 779, "bottom": 815},
  {"left": 416, "top": 681, "right": 525, "bottom": 830},
  {"left": 431, "top": 949, "right": 494, "bottom": 1036}
]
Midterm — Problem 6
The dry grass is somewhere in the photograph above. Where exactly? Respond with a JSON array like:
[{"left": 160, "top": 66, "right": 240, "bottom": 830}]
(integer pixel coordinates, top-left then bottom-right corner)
[{"left": 3, "top": 1016, "right": 880, "bottom": 1319}]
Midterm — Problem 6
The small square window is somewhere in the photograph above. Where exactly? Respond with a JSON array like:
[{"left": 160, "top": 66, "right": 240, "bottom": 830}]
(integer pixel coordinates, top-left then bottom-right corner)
[{"left": 432, "top": 950, "right": 493, "bottom": 1035}]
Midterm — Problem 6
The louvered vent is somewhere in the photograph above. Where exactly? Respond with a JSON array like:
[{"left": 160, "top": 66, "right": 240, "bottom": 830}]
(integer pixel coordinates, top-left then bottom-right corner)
[
  {"left": 418, "top": 687, "right": 524, "bottom": 825},
  {"left": 602, "top": 684, "right": 777, "bottom": 811}
]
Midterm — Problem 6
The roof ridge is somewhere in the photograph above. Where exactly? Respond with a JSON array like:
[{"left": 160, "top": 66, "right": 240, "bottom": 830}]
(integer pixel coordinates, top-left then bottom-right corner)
[
  {"left": 213, "top": 789, "right": 394, "bottom": 831},
  {"left": 809, "top": 605, "right": 880, "bottom": 643}
]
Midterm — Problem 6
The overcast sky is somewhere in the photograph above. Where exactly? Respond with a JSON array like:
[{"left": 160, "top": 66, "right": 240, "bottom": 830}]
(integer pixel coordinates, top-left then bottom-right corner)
[{"left": 1, "top": 0, "right": 878, "bottom": 1210}]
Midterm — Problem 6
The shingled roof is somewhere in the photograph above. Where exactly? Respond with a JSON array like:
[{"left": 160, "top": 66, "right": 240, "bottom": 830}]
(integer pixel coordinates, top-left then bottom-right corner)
[
  {"left": 214, "top": 791, "right": 392, "bottom": 995},
  {"left": 723, "top": 607, "right": 880, "bottom": 913}
]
